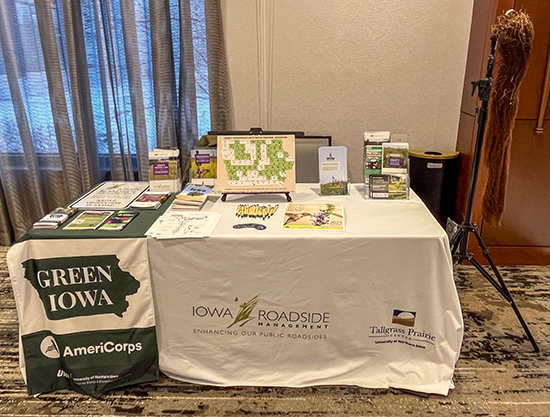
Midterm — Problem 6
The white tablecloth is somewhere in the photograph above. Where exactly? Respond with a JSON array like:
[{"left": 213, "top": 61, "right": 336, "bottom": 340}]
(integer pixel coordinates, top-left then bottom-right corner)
[{"left": 147, "top": 184, "right": 463, "bottom": 395}]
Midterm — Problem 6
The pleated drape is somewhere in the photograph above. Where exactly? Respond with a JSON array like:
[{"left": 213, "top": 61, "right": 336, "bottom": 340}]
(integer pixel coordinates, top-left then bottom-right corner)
[{"left": 0, "top": 0, "right": 231, "bottom": 245}]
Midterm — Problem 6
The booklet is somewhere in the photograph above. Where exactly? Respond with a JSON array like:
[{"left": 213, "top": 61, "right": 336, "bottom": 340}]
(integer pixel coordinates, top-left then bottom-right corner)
[
  {"left": 282, "top": 203, "right": 344, "bottom": 230},
  {"left": 99, "top": 211, "right": 139, "bottom": 231},
  {"left": 173, "top": 184, "right": 213, "bottom": 209},
  {"left": 63, "top": 211, "right": 114, "bottom": 230},
  {"left": 318, "top": 146, "right": 348, "bottom": 196},
  {"left": 129, "top": 191, "right": 170, "bottom": 209},
  {"left": 149, "top": 148, "right": 181, "bottom": 192}
]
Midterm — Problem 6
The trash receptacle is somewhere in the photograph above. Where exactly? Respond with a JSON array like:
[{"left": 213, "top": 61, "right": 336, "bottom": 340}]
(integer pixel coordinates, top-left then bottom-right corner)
[{"left": 409, "top": 150, "right": 460, "bottom": 225}]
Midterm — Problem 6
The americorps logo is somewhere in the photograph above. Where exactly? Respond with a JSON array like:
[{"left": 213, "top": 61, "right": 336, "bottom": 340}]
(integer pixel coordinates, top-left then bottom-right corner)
[
  {"left": 39, "top": 334, "right": 143, "bottom": 359},
  {"left": 22, "top": 255, "right": 140, "bottom": 320},
  {"left": 40, "top": 335, "right": 60, "bottom": 359}
]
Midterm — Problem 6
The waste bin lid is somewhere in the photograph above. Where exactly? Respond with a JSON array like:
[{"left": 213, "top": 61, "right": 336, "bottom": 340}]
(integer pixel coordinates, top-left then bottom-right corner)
[{"left": 409, "top": 150, "right": 459, "bottom": 160}]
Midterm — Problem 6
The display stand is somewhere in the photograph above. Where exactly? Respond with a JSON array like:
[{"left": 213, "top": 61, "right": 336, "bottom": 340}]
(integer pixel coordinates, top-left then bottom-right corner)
[
  {"left": 221, "top": 192, "right": 292, "bottom": 202},
  {"left": 447, "top": 36, "right": 539, "bottom": 352}
]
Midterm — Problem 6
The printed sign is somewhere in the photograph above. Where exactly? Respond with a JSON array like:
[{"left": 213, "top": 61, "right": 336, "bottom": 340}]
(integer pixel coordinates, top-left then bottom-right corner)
[{"left": 7, "top": 238, "right": 158, "bottom": 397}]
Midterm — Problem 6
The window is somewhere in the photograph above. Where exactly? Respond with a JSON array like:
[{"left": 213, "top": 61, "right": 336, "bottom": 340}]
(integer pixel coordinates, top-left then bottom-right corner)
[{"left": 0, "top": 0, "right": 211, "bottom": 155}]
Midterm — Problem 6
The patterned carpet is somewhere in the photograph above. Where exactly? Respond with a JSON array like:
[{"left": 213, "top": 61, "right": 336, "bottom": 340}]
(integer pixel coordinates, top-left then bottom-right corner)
[{"left": 1, "top": 245, "right": 549, "bottom": 416}]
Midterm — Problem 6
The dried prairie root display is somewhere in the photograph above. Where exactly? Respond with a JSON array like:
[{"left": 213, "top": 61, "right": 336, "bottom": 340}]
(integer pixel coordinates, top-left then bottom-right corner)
[{"left": 482, "top": 10, "right": 534, "bottom": 225}]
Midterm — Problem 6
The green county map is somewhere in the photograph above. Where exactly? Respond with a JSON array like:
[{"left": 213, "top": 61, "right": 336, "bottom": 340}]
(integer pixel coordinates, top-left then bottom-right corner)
[{"left": 218, "top": 136, "right": 295, "bottom": 191}]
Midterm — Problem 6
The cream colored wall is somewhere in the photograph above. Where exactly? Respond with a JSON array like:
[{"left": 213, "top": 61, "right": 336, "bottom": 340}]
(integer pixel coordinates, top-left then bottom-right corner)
[{"left": 222, "top": 0, "right": 474, "bottom": 181}]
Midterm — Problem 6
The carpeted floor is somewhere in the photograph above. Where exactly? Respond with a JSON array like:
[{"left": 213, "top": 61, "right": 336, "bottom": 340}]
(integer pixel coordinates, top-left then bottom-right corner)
[{"left": 1, "top": 245, "right": 549, "bottom": 416}]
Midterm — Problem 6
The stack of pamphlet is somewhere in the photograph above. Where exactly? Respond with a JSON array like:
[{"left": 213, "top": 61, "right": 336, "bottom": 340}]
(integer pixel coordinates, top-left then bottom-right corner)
[
  {"left": 145, "top": 210, "right": 221, "bottom": 239},
  {"left": 171, "top": 184, "right": 212, "bottom": 210},
  {"left": 363, "top": 132, "right": 410, "bottom": 200},
  {"left": 149, "top": 148, "right": 181, "bottom": 192},
  {"left": 129, "top": 191, "right": 170, "bottom": 209},
  {"left": 33, "top": 207, "right": 77, "bottom": 229}
]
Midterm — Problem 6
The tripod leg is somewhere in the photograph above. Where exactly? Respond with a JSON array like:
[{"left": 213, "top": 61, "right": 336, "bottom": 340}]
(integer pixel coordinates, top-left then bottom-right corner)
[
  {"left": 450, "top": 228, "right": 463, "bottom": 257},
  {"left": 470, "top": 228, "right": 540, "bottom": 352}
]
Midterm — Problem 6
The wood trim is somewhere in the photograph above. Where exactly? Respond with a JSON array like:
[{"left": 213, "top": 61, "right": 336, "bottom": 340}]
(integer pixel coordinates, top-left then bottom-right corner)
[
  {"left": 467, "top": 245, "right": 550, "bottom": 265},
  {"left": 535, "top": 43, "right": 550, "bottom": 133}
]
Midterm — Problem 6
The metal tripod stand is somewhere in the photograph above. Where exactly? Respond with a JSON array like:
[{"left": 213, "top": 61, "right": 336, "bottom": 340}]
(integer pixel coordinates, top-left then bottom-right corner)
[{"left": 447, "top": 36, "right": 539, "bottom": 352}]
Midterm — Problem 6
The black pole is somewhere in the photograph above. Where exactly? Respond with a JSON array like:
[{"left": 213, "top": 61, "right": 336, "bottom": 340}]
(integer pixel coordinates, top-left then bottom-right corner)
[
  {"left": 450, "top": 35, "right": 539, "bottom": 352},
  {"left": 459, "top": 36, "right": 497, "bottom": 255}
]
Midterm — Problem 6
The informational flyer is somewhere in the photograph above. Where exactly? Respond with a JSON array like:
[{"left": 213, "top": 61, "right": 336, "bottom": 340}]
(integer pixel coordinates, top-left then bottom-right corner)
[
  {"left": 217, "top": 135, "right": 296, "bottom": 194},
  {"left": 282, "top": 203, "right": 344, "bottom": 230},
  {"left": 63, "top": 211, "right": 113, "bottom": 230},
  {"left": 146, "top": 211, "right": 221, "bottom": 239},
  {"left": 70, "top": 182, "right": 149, "bottom": 210}
]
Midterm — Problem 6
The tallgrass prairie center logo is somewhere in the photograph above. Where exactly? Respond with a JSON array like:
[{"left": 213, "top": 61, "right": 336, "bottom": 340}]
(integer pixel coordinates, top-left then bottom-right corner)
[
  {"left": 22, "top": 255, "right": 140, "bottom": 320},
  {"left": 369, "top": 309, "right": 436, "bottom": 349},
  {"left": 192, "top": 295, "right": 330, "bottom": 340}
]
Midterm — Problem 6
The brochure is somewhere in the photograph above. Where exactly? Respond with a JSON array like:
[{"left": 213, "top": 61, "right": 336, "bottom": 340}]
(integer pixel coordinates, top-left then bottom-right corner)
[
  {"left": 70, "top": 182, "right": 149, "bottom": 210},
  {"left": 149, "top": 148, "right": 181, "bottom": 192},
  {"left": 190, "top": 148, "right": 217, "bottom": 186},
  {"left": 318, "top": 146, "right": 348, "bottom": 196},
  {"left": 63, "top": 211, "right": 114, "bottom": 230},
  {"left": 282, "top": 203, "right": 344, "bottom": 230},
  {"left": 368, "top": 174, "right": 409, "bottom": 200},
  {"left": 99, "top": 211, "right": 139, "bottom": 231},
  {"left": 363, "top": 131, "right": 391, "bottom": 145},
  {"left": 129, "top": 191, "right": 170, "bottom": 209},
  {"left": 382, "top": 143, "right": 409, "bottom": 174}
]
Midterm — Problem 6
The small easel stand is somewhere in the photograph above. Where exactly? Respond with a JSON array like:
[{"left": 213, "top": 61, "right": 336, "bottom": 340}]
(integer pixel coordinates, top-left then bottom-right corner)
[
  {"left": 221, "top": 192, "right": 292, "bottom": 202},
  {"left": 220, "top": 127, "right": 292, "bottom": 203},
  {"left": 448, "top": 36, "right": 539, "bottom": 352}
]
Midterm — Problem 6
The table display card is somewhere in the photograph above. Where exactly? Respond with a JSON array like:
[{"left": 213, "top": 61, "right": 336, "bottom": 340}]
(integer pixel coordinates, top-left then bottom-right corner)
[
  {"left": 149, "top": 149, "right": 181, "bottom": 193},
  {"left": 282, "top": 203, "right": 344, "bottom": 230},
  {"left": 318, "top": 146, "right": 349, "bottom": 196},
  {"left": 70, "top": 182, "right": 149, "bottom": 210},
  {"left": 217, "top": 135, "right": 296, "bottom": 194},
  {"left": 190, "top": 148, "right": 217, "bottom": 186}
]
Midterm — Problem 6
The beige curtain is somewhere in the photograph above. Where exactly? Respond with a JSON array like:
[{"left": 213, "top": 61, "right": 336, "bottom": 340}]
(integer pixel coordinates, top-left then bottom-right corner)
[{"left": 0, "top": 0, "right": 230, "bottom": 245}]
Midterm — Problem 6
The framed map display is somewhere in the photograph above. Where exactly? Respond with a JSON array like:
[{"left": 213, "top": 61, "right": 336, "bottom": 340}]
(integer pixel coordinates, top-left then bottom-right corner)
[{"left": 217, "top": 135, "right": 296, "bottom": 195}]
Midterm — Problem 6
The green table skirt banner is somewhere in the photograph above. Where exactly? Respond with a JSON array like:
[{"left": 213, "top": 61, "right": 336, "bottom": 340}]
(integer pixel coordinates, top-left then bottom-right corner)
[{"left": 7, "top": 238, "right": 159, "bottom": 397}]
